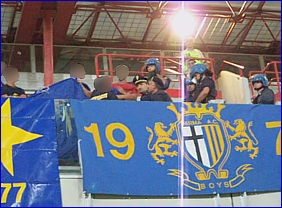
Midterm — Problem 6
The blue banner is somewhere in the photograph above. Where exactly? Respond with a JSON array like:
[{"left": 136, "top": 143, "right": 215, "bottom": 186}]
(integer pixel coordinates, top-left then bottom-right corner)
[
  {"left": 1, "top": 98, "right": 62, "bottom": 206},
  {"left": 71, "top": 100, "right": 281, "bottom": 196},
  {"left": 29, "top": 78, "right": 88, "bottom": 100}
]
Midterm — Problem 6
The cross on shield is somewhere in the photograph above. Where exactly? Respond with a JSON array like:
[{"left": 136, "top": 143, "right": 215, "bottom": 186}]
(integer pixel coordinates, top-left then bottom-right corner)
[{"left": 183, "top": 125, "right": 211, "bottom": 168}]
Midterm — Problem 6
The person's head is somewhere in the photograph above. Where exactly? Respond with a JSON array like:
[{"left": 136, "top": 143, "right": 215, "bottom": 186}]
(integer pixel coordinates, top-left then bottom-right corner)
[
  {"left": 190, "top": 64, "right": 208, "bottom": 82},
  {"left": 94, "top": 76, "right": 112, "bottom": 92},
  {"left": 115, "top": 65, "right": 129, "bottom": 81},
  {"left": 148, "top": 76, "right": 164, "bottom": 93},
  {"left": 188, "top": 60, "right": 196, "bottom": 68},
  {"left": 185, "top": 37, "right": 194, "bottom": 49},
  {"left": 185, "top": 79, "right": 196, "bottom": 92},
  {"left": 251, "top": 74, "right": 268, "bottom": 91},
  {"left": 70, "top": 63, "right": 86, "bottom": 79},
  {"left": 1, "top": 61, "right": 7, "bottom": 77},
  {"left": 3, "top": 66, "right": 19, "bottom": 82},
  {"left": 132, "top": 75, "right": 148, "bottom": 93},
  {"left": 2, "top": 61, "right": 7, "bottom": 70},
  {"left": 145, "top": 58, "right": 161, "bottom": 74}
]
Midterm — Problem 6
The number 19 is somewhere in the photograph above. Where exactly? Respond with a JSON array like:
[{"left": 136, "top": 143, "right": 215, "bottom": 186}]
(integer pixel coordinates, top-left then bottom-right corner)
[{"left": 84, "top": 123, "right": 135, "bottom": 160}]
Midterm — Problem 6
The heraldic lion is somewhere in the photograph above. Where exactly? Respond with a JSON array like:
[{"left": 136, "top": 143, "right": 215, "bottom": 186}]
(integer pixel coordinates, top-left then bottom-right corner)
[
  {"left": 225, "top": 119, "right": 259, "bottom": 159},
  {"left": 146, "top": 122, "right": 178, "bottom": 165}
]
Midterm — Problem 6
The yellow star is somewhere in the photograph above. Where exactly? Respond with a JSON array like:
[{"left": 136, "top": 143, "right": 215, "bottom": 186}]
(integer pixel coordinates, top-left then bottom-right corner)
[{"left": 1, "top": 98, "right": 43, "bottom": 176}]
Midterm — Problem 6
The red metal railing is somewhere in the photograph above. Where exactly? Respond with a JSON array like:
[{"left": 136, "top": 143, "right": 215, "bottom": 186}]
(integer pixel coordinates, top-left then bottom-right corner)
[
  {"left": 218, "top": 60, "right": 245, "bottom": 77},
  {"left": 94, "top": 53, "right": 216, "bottom": 79},
  {"left": 248, "top": 61, "right": 281, "bottom": 101},
  {"left": 94, "top": 53, "right": 218, "bottom": 98}
]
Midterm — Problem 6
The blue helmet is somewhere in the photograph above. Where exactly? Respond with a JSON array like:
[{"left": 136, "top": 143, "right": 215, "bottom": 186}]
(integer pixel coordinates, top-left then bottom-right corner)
[
  {"left": 189, "top": 64, "right": 207, "bottom": 79},
  {"left": 251, "top": 74, "right": 268, "bottom": 87},
  {"left": 184, "top": 78, "right": 196, "bottom": 85},
  {"left": 145, "top": 58, "right": 161, "bottom": 73}
]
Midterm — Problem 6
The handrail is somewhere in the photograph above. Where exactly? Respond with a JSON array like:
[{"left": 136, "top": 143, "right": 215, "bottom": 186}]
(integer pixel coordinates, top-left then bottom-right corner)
[
  {"left": 218, "top": 60, "right": 245, "bottom": 77},
  {"left": 94, "top": 53, "right": 216, "bottom": 81},
  {"left": 248, "top": 61, "right": 281, "bottom": 98}
]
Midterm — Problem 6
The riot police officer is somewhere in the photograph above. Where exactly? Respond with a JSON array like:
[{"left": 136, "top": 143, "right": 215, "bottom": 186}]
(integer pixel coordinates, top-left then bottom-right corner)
[{"left": 251, "top": 74, "right": 275, "bottom": 104}]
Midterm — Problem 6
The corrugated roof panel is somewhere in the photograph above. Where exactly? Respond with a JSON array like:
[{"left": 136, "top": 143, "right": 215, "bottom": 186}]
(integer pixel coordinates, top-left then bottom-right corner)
[
  {"left": 1, "top": 7, "right": 13, "bottom": 34},
  {"left": 113, "top": 13, "right": 149, "bottom": 41},
  {"left": 92, "top": 12, "right": 117, "bottom": 39},
  {"left": 67, "top": 11, "right": 95, "bottom": 38}
]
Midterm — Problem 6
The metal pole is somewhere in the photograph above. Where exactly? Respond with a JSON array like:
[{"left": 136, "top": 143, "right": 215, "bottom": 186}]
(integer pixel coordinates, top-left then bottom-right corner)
[
  {"left": 30, "top": 44, "right": 36, "bottom": 73},
  {"left": 43, "top": 11, "right": 54, "bottom": 86}
]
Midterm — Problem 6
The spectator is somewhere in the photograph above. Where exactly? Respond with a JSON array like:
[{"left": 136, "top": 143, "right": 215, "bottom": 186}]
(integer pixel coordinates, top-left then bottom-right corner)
[
  {"left": 1, "top": 61, "right": 7, "bottom": 86},
  {"left": 184, "top": 78, "right": 197, "bottom": 102},
  {"left": 1, "top": 66, "right": 27, "bottom": 98},
  {"left": 145, "top": 58, "right": 171, "bottom": 90},
  {"left": 112, "top": 64, "right": 137, "bottom": 100},
  {"left": 148, "top": 76, "right": 172, "bottom": 102},
  {"left": 183, "top": 37, "right": 205, "bottom": 77},
  {"left": 91, "top": 76, "right": 118, "bottom": 100},
  {"left": 251, "top": 74, "right": 275, "bottom": 104},
  {"left": 190, "top": 64, "right": 217, "bottom": 103},
  {"left": 69, "top": 63, "right": 92, "bottom": 98},
  {"left": 132, "top": 75, "right": 152, "bottom": 101}
]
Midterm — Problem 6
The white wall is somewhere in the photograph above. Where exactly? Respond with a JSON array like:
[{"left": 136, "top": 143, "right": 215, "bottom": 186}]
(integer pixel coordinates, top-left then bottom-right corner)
[{"left": 60, "top": 173, "right": 281, "bottom": 207}]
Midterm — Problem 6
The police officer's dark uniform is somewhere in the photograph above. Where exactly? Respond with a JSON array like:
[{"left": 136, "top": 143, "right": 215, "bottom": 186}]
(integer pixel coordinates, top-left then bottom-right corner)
[
  {"left": 91, "top": 76, "right": 118, "bottom": 100},
  {"left": 193, "top": 76, "right": 217, "bottom": 103},
  {"left": 132, "top": 75, "right": 152, "bottom": 101},
  {"left": 251, "top": 74, "right": 275, "bottom": 104},
  {"left": 252, "top": 88, "right": 275, "bottom": 104},
  {"left": 189, "top": 64, "right": 217, "bottom": 103},
  {"left": 150, "top": 77, "right": 172, "bottom": 102},
  {"left": 184, "top": 79, "right": 196, "bottom": 102},
  {"left": 145, "top": 58, "right": 171, "bottom": 90}
]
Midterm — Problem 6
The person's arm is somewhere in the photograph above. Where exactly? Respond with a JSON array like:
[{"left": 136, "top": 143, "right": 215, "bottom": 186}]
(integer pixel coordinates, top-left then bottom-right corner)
[
  {"left": 117, "top": 93, "right": 137, "bottom": 100},
  {"left": 2, "top": 94, "right": 9, "bottom": 98},
  {"left": 195, "top": 87, "right": 210, "bottom": 103},
  {"left": 77, "top": 79, "right": 91, "bottom": 98},
  {"left": 19, "top": 94, "right": 28, "bottom": 98},
  {"left": 115, "top": 86, "right": 126, "bottom": 95}
]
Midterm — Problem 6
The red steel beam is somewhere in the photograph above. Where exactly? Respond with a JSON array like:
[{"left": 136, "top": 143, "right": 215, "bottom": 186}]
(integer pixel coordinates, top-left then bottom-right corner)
[
  {"left": 104, "top": 7, "right": 131, "bottom": 47},
  {"left": 221, "top": 22, "right": 236, "bottom": 48},
  {"left": 261, "top": 17, "right": 276, "bottom": 40},
  {"left": 53, "top": 2, "right": 76, "bottom": 66},
  {"left": 236, "top": 18, "right": 256, "bottom": 49},
  {"left": 70, "top": 10, "right": 96, "bottom": 38},
  {"left": 152, "top": 21, "right": 169, "bottom": 42},
  {"left": 86, "top": 8, "right": 101, "bottom": 43},
  {"left": 14, "top": 2, "right": 42, "bottom": 43},
  {"left": 53, "top": 2, "right": 76, "bottom": 45},
  {"left": 43, "top": 10, "right": 54, "bottom": 86},
  {"left": 236, "top": 1, "right": 265, "bottom": 49},
  {"left": 142, "top": 18, "right": 154, "bottom": 43}
]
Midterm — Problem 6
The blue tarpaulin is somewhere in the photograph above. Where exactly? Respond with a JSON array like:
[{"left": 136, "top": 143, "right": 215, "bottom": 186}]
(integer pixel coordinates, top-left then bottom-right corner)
[{"left": 1, "top": 98, "right": 62, "bottom": 206}]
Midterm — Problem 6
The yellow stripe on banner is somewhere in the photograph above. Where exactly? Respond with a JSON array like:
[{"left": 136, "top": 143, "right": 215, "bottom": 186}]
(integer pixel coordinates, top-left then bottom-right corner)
[
  {"left": 204, "top": 126, "right": 217, "bottom": 164},
  {"left": 210, "top": 125, "right": 221, "bottom": 159},
  {"left": 216, "top": 125, "right": 224, "bottom": 152}
]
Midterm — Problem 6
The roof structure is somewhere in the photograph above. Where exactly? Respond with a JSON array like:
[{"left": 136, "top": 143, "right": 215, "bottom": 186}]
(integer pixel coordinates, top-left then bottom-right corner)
[{"left": 1, "top": 1, "right": 281, "bottom": 55}]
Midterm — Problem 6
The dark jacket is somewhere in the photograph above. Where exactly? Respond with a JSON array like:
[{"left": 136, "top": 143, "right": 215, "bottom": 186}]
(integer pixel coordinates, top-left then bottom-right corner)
[{"left": 252, "top": 87, "right": 275, "bottom": 104}]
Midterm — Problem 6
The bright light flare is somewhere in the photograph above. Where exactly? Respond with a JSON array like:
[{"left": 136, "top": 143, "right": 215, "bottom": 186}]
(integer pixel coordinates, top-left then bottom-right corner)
[{"left": 171, "top": 10, "right": 197, "bottom": 37}]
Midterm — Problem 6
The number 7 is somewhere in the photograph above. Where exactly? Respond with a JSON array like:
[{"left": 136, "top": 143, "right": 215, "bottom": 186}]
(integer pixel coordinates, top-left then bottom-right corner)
[
  {"left": 266, "top": 121, "right": 281, "bottom": 155},
  {"left": 1, "top": 183, "right": 12, "bottom": 203},
  {"left": 13, "top": 183, "right": 26, "bottom": 203}
]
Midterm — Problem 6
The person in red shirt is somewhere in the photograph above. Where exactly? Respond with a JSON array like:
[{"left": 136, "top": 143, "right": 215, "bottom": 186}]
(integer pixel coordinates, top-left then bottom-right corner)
[{"left": 111, "top": 64, "right": 137, "bottom": 100}]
